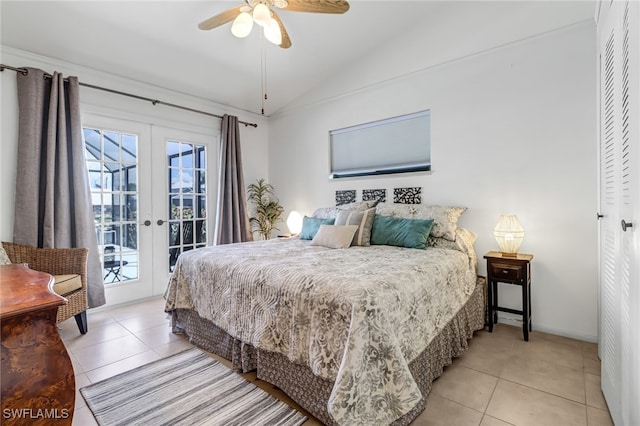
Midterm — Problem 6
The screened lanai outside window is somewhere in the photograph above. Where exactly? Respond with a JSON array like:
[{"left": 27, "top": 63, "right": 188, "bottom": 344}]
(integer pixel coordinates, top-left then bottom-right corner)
[
  {"left": 85, "top": 128, "right": 139, "bottom": 284},
  {"left": 168, "top": 141, "right": 207, "bottom": 272}
]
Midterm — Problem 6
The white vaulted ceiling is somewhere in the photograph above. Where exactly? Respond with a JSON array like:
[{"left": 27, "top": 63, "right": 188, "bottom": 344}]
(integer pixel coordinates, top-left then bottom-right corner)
[{"left": 0, "top": 1, "right": 594, "bottom": 116}]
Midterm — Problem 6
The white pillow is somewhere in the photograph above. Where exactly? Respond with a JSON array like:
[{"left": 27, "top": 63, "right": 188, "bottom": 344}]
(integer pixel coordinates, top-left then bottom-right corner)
[{"left": 310, "top": 225, "right": 359, "bottom": 249}]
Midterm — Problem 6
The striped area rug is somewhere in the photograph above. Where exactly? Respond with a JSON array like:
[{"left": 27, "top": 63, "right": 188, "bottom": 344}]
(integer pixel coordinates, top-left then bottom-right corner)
[{"left": 80, "top": 348, "right": 308, "bottom": 426}]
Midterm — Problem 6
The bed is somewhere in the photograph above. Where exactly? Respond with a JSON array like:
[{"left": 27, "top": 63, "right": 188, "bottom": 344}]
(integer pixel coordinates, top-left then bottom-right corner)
[{"left": 164, "top": 202, "right": 485, "bottom": 425}]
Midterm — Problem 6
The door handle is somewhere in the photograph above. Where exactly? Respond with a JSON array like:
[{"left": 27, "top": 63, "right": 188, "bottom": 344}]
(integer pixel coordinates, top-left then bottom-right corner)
[
  {"left": 621, "top": 219, "right": 633, "bottom": 232},
  {"left": 157, "top": 219, "right": 167, "bottom": 226},
  {"left": 141, "top": 220, "right": 151, "bottom": 227},
  {"left": 596, "top": 213, "right": 604, "bottom": 220}
]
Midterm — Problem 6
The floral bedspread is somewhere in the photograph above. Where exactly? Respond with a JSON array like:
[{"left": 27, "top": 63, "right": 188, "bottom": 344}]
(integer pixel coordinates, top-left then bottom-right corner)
[{"left": 164, "top": 238, "right": 477, "bottom": 425}]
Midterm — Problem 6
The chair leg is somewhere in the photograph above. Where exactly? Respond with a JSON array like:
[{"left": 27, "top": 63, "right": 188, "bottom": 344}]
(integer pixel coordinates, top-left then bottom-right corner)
[{"left": 74, "top": 311, "right": 88, "bottom": 335}]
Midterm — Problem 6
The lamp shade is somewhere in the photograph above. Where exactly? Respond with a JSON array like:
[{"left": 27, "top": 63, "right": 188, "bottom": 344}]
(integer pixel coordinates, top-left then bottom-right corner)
[
  {"left": 286, "top": 210, "right": 303, "bottom": 235},
  {"left": 231, "top": 12, "right": 254, "bottom": 38},
  {"left": 252, "top": 3, "right": 271, "bottom": 27},
  {"left": 493, "top": 214, "right": 524, "bottom": 256},
  {"left": 264, "top": 18, "right": 282, "bottom": 45}
]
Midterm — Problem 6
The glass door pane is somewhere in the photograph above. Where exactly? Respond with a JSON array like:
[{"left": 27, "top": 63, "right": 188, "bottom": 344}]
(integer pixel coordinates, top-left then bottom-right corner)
[
  {"left": 167, "top": 141, "right": 208, "bottom": 272},
  {"left": 84, "top": 127, "right": 139, "bottom": 284}
]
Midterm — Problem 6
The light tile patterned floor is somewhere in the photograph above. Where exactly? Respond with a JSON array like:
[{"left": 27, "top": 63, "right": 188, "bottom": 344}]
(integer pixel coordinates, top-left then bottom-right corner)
[{"left": 60, "top": 297, "right": 613, "bottom": 426}]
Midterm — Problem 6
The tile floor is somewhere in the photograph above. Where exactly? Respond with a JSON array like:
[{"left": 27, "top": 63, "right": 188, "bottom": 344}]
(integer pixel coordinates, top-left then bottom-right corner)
[{"left": 60, "top": 297, "right": 613, "bottom": 426}]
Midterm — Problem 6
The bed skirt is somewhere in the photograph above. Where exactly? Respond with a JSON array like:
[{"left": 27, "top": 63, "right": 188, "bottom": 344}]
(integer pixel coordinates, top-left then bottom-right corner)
[{"left": 170, "top": 276, "right": 486, "bottom": 425}]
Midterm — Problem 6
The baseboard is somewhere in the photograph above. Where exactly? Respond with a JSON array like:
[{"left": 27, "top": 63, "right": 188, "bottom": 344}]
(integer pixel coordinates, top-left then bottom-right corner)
[
  {"left": 88, "top": 295, "right": 165, "bottom": 313},
  {"left": 496, "top": 313, "right": 598, "bottom": 344}
]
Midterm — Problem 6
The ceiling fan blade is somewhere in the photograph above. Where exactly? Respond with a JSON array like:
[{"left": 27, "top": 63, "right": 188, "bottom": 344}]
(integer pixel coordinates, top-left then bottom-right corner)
[
  {"left": 281, "top": 0, "right": 350, "bottom": 14},
  {"left": 198, "top": 5, "right": 245, "bottom": 30},
  {"left": 272, "top": 11, "right": 292, "bottom": 48}
]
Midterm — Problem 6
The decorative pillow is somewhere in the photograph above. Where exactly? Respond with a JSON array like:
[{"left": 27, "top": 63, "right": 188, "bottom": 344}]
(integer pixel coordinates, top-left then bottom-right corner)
[
  {"left": 375, "top": 203, "right": 466, "bottom": 241},
  {"left": 311, "top": 207, "right": 340, "bottom": 220},
  {"left": 370, "top": 215, "right": 435, "bottom": 249},
  {"left": 338, "top": 201, "right": 376, "bottom": 211},
  {"left": 299, "top": 217, "right": 335, "bottom": 240},
  {"left": 310, "top": 225, "right": 359, "bottom": 249},
  {"left": 334, "top": 208, "right": 376, "bottom": 246},
  {"left": 428, "top": 228, "right": 477, "bottom": 257},
  {"left": 428, "top": 228, "right": 479, "bottom": 273},
  {"left": 312, "top": 201, "right": 376, "bottom": 220},
  {"left": 0, "top": 243, "right": 11, "bottom": 265}
]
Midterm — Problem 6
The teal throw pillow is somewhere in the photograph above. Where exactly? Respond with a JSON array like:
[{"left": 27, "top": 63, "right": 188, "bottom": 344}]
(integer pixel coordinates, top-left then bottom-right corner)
[
  {"left": 370, "top": 215, "right": 435, "bottom": 249},
  {"left": 299, "top": 217, "right": 335, "bottom": 240}
]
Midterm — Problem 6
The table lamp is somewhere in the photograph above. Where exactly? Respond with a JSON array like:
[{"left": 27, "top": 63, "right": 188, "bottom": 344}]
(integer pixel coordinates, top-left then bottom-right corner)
[
  {"left": 493, "top": 214, "right": 524, "bottom": 257},
  {"left": 286, "top": 210, "right": 303, "bottom": 235}
]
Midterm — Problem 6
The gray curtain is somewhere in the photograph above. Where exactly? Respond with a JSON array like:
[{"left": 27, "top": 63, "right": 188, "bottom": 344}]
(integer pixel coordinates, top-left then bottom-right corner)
[
  {"left": 215, "top": 114, "right": 253, "bottom": 244},
  {"left": 13, "top": 68, "right": 105, "bottom": 308}
]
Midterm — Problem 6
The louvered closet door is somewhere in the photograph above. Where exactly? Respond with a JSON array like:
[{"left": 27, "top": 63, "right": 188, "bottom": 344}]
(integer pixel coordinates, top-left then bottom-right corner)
[
  {"left": 598, "top": 7, "right": 619, "bottom": 421},
  {"left": 597, "top": 1, "right": 639, "bottom": 425}
]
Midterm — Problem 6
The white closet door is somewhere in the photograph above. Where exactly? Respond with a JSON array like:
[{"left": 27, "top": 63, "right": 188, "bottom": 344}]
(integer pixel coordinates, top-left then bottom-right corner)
[
  {"left": 626, "top": 2, "right": 640, "bottom": 424},
  {"left": 598, "top": 6, "right": 619, "bottom": 419},
  {"left": 597, "top": 1, "right": 639, "bottom": 425}
]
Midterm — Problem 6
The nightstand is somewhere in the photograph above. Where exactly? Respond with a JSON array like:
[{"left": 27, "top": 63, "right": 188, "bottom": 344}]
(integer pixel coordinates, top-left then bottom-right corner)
[{"left": 484, "top": 251, "right": 534, "bottom": 341}]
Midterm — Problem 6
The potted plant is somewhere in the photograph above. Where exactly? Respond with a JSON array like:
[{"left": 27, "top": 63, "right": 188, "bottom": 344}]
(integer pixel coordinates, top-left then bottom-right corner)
[{"left": 247, "top": 178, "right": 284, "bottom": 240}]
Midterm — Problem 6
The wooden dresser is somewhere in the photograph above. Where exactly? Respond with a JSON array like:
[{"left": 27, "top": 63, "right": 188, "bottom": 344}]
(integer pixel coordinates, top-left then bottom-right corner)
[{"left": 1, "top": 264, "right": 75, "bottom": 425}]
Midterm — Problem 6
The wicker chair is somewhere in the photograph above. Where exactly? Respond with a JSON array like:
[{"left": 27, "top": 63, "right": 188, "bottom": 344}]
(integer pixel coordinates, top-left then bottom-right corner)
[{"left": 2, "top": 241, "right": 89, "bottom": 334}]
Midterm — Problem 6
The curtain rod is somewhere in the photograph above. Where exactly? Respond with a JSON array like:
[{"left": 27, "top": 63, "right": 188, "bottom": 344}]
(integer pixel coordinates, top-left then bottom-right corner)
[{"left": 0, "top": 64, "right": 258, "bottom": 128}]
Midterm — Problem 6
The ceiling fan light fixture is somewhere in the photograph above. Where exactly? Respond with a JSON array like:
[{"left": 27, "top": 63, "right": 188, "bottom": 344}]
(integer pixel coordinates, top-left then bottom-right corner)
[
  {"left": 252, "top": 3, "right": 271, "bottom": 28},
  {"left": 231, "top": 11, "right": 254, "bottom": 38},
  {"left": 264, "top": 18, "right": 282, "bottom": 45}
]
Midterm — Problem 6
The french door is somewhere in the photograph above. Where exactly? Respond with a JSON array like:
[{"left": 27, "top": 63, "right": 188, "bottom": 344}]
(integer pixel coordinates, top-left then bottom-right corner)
[
  {"left": 150, "top": 126, "right": 216, "bottom": 296},
  {"left": 83, "top": 114, "right": 217, "bottom": 305}
]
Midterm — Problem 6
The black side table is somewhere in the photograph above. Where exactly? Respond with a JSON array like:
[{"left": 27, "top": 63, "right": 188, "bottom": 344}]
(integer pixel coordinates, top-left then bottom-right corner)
[{"left": 484, "top": 251, "right": 534, "bottom": 341}]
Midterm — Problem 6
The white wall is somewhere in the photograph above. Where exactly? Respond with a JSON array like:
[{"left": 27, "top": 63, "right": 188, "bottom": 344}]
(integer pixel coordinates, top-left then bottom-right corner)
[
  {"left": 268, "top": 22, "right": 598, "bottom": 341},
  {"left": 0, "top": 47, "right": 269, "bottom": 243},
  {"left": 0, "top": 16, "right": 599, "bottom": 341}
]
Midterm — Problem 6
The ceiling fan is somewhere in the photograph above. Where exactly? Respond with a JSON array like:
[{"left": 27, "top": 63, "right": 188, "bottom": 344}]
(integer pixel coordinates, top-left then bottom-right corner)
[{"left": 198, "top": 0, "right": 350, "bottom": 49}]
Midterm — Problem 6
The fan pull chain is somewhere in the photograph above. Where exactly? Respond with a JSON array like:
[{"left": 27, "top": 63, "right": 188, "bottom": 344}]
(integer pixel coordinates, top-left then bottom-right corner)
[{"left": 260, "top": 36, "right": 268, "bottom": 115}]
